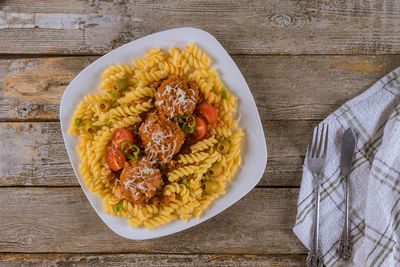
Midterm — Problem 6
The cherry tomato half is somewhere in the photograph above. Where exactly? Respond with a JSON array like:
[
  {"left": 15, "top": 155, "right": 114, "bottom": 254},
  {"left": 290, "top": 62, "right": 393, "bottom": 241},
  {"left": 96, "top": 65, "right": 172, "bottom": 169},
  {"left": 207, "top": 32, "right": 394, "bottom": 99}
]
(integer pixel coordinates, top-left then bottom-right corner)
[
  {"left": 113, "top": 128, "right": 134, "bottom": 149},
  {"left": 106, "top": 147, "right": 126, "bottom": 171},
  {"left": 190, "top": 116, "right": 207, "bottom": 141},
  {"left": 194, "top": 103, "right": 218, "bottom": 124}
]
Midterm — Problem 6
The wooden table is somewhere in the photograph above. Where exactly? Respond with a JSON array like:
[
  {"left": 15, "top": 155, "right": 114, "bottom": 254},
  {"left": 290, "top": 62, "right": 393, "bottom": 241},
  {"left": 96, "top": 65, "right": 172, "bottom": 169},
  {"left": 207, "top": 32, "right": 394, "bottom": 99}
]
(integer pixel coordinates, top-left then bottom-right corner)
[{"left": 1, "top": 1, "right": 399, "bottom": 266}]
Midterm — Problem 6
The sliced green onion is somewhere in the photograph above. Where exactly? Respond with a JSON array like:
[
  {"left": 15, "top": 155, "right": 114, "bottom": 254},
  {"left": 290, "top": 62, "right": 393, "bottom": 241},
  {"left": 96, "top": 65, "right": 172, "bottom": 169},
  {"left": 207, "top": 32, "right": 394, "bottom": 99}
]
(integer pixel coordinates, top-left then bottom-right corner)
[
  {"left": 182, "top": 123, "right": 195, "bottom": 134},
  {"left": 182, "top": 179, "right": 191, "bottom": 190},
  {"left": 186, "top": 115, "right": 195, "bottom": 128},
  {"left": 114, "top": 202, "right": 124, "bottom": 212},
  {"left": 132, "top": 145, "right": 140, "bottom": 159},
  {"left": 121, "top": 141, "right": 134, "bottom": 153},
  {"left": 74, "top": 118, "right": 82, "bottom": 127},
  {"left": 178, "top": 115, "right": 186, "bottom": 124},
  {"left": 179, "top": 115, "right": 196, "bottom": 133},
  {"left": 221, "top": 88, "right": 228, "bottom": 100},
  {"left": 121, "top": 141, "right": 140, "bottom": 160},
  {"left": 106, "top": 121, "right": 112, "bottom": 126}
]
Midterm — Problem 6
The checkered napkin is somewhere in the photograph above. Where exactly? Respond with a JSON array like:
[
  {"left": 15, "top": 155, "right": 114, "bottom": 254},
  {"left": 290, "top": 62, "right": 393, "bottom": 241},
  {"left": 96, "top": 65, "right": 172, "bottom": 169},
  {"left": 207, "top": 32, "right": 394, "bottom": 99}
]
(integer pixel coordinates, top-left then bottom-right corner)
[{"left": 293, "top": 67, "right": 400, "bottom": 266}]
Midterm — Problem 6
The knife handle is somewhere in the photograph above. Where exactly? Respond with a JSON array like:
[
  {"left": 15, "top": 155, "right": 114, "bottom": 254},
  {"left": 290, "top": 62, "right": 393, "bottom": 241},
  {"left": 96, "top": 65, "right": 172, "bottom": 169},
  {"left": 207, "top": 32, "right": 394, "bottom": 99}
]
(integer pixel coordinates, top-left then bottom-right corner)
[
  {"left": 338, "top": 238, "right": 353, "bottom": 260},
  {"left": 338, "top": 174, "right": 353, "bottom": 260}
]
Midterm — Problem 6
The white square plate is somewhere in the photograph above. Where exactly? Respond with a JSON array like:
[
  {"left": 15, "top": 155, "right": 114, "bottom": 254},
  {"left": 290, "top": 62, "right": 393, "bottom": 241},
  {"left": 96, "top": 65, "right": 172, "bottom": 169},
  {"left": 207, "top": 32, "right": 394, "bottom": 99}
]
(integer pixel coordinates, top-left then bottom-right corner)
[{"left": 60, "top": 27, "right": 267, "bottom": 240}]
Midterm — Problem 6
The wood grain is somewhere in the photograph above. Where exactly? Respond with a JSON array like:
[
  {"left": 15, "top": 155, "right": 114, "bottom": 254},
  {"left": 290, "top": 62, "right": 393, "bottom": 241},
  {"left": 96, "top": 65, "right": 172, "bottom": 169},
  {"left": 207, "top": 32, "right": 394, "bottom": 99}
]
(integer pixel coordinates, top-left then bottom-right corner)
[
  {"left": 0, "top": 253, "right": 306, "bottom": 267},
  {"left": 1, "top": 1, "right": 400, "bottom": 55},
  {"left": 0, "top": 187, "right": 305, "bottom": 254},
  {"left": 0, "top": 121, "right": 311, "bottom": 187},
  {"left": 0, "top": 55, "right": 397, "bottom": 121}
]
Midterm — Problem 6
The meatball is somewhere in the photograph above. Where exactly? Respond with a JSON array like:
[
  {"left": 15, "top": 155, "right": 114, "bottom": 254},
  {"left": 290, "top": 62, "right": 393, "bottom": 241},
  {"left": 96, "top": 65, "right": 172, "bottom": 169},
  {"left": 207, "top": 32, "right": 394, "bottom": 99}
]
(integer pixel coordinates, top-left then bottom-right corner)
[
  {"left": 154, "top": 75, "right": 199, "bottom": 118},
  {"left": 140, "top": 112, "right": 185, "bottom": 163},
  {"left": 119, "top": 159, "right": 163, "bottom": 204}
]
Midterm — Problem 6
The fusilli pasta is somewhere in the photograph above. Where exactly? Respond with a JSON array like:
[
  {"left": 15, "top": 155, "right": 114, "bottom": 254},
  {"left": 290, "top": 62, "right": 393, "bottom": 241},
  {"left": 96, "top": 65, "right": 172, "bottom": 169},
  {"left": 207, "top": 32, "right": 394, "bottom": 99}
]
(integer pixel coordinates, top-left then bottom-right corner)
[{"left": 68, "top": 43, "right": 243, "bottom": 229}]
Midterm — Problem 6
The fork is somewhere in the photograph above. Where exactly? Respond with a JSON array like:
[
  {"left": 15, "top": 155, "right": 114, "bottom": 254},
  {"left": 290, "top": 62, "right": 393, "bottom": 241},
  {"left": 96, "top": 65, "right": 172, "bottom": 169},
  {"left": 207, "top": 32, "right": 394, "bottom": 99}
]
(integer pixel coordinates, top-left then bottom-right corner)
[{"left": 306, "top": 124, "right": 329, "bottom": 267}]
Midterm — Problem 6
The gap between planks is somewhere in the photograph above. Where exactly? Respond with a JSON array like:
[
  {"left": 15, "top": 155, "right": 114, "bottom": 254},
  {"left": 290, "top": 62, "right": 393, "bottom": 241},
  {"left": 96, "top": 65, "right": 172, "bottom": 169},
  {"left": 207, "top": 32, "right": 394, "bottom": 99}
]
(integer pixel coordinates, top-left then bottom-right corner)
[
  {"left": 0, "top": 253, "right": 307, "bottom": 266},
  {"left": 3, "top": 53, "right": 400, "bottom": 58}
]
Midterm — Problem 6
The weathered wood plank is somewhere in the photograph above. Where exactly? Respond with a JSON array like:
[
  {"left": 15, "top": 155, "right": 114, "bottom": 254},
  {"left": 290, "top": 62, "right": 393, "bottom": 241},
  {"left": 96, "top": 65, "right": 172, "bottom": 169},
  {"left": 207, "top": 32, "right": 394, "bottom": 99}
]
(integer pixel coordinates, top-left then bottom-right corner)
[
  {"left": 0, "top": 57, "right": 95, "bottom": 120},
  {"left": 0, "top": 253, "right": 306, "bottom": 267},
  {"left": 1, "top": 1, "right": 400, "bottom": 55},
  {"left": 0, "top": 187, "right": 305, "bottom": 254},
  {"left": 0, "top": 55, "right": 396, "bottom": 121},
  {"left": 0, "top": 122, "right": 77, "bottom": 187},
  {"left": 0, "top": 120, "right": 311, "bottom": 187}
]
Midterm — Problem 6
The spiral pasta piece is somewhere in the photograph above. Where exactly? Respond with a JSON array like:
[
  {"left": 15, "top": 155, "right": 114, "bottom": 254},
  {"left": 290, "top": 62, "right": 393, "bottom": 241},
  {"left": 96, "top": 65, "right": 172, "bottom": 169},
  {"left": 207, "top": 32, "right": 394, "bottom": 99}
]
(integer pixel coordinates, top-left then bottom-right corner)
[
  {"left": 190, "top": 136, "right": 218, "bottom": 152},
  {"left": 205, "top": 92, "right": 220, "bottom": 104},
  {"left": 182, "top": 49, "right": 207, "bottom": 69},
  {"left": 135, "top": 70, "right": 168, "bottom": 82},
  {"left": 117, "top": 87, "right": 155, "bottom": 104},
  {"left": 99, "top": 71, "right": 129, "bottom": 91},
  {"left": 215, "top": 127, "right": 232, "bottom": 138},
  {"left": 102, "top": 64, "right": 134, "bottom": 79},
  {"left": 68, "top": 101, "right": 93, "bottom": 134},
  {"left": 143, "top": 214, "right": 178, "bottom": 229},
  {"left": 110, "top": 115, "right": 142, "bottom": 129},
  {"left": 194, "top": 192, "right": 221, "bottom": 218},
  {"left": 178, "top": 151, "right": 209, "bottom": 164},
  {"left": 105, "top": 100, "right": 153, "bottom": 119},
  {"left": 186, "top": 42, "right": 212, "bottom": 67},
  {"left": 188, "top": 73, "right": 212, "bottom": 98},
  {"left": 195, "top": 151, "right": 220, "bottom": 179},
  {"left": 159, "top": 61, "right": 182, "bottom": 76},
  {"left": 84, "top": 92, "right": 114, "bottom": 104},
  {"left": 167, "top": 165, "right": 199, "bottom": 182},
  {"left": 92, "top": 127, "right": 112, "bottom": 160}
]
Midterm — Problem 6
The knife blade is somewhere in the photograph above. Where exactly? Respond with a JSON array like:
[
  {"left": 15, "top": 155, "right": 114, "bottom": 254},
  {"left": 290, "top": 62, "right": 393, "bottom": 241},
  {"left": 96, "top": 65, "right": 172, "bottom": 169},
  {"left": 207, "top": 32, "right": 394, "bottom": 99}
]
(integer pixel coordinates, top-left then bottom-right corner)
[
  {"left": 338, "top": 127, "right": 356, "bottom": 260},
  {"left": 341, "top": 128, "right": 356, "bottom": 176}
]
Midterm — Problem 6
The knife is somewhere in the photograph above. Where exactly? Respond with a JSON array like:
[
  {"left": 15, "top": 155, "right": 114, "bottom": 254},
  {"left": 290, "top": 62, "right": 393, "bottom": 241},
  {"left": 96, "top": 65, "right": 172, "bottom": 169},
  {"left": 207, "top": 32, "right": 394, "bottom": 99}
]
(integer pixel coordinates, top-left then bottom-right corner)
[{"left": 338, "top": 128, "right": 356, "bottom": 260}]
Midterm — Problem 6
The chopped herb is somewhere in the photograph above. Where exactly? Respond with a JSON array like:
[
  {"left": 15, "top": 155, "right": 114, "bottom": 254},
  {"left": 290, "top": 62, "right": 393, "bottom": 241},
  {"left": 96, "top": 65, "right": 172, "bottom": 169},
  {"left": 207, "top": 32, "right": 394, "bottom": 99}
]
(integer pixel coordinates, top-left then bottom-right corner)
[
  {"left": 106, "top": 121, "right": 112, "bottom": 126},
  {"left": 107, "top": 91, "right": 116, "bottom": 99},
  {"left": 114, "top": 202, "right": 124, "bottom": 212},
  {"left": 74, "top": 118, "right": 82, "bottom": 127},
  {"left": 221, "top": 88, "right": 228, "bottom": 100},
  {"left": 182, "top": 179, "right": 191, "bottom": 190}
]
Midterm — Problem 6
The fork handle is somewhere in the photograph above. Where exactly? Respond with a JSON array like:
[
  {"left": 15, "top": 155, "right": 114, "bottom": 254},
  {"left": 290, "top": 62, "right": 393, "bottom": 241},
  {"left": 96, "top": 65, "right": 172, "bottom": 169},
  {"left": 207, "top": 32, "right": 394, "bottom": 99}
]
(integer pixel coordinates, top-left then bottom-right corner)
[
  {"left": 308, "top": 175, "right": 322, "bottom": 266},
  {"left": 307, "top": 250, "right": 323, "bottom": 267}
]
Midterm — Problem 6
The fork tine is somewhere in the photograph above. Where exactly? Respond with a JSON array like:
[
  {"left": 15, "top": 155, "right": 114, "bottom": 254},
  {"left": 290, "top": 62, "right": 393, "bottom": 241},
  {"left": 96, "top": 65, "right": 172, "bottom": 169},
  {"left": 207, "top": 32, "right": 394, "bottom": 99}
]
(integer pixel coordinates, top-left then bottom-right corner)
[
  {"left": 314, "top": 125, "right": 321, "bottom": 157},
  {"left": 322, "top": 124, "right": 329, "bottom": 157},
  {"left": 316, "top": 124, "right": 325, "bottom": 158},
  {"left": 310, "top": 126, "right": 319, "bottom": 158}
]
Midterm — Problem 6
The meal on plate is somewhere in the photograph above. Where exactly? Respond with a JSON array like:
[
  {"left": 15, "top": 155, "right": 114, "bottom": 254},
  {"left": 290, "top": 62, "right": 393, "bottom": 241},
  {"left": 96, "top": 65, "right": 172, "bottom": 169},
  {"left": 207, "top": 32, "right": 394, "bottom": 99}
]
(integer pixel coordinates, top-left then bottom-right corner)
[{"left": 68, "top": 43, "right": 243, "bottom": 228}]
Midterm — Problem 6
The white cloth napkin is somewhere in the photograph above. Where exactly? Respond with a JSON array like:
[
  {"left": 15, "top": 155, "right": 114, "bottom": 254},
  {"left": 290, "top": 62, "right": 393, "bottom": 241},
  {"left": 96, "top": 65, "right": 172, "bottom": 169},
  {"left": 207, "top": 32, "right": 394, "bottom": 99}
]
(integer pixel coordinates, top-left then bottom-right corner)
[{"left": 293, "top": 67, "right": 400, "bottom": 266}]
